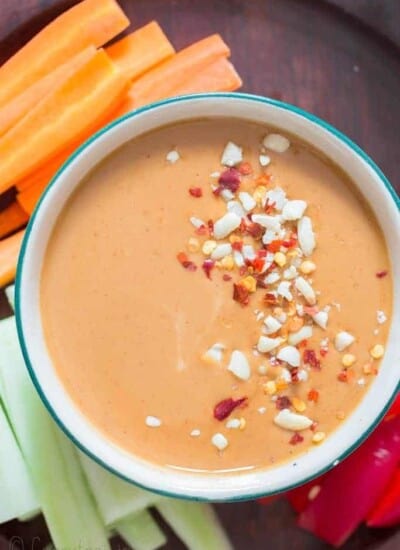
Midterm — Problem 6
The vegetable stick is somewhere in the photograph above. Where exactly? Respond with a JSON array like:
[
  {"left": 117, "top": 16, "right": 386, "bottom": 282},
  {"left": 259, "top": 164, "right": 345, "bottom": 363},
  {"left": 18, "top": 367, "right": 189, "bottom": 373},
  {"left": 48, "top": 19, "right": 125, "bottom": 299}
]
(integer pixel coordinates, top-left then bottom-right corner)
[
  {"left": 0, "top": 47, "right": 97, "bottom": 138},
  {"left": 5, "top": 284, "right": 15, "bottom": 310},
  {"left": 115, "top": 510, "right": 167, "bottom": 550},
  {"left": 0, "top": 317, "right": 110, "bottom": 549},
  {"left": 0, "top": 400, "right": 39, "bottom": 523},
  {"left": 124, "top": 34, "right": 230, "bottom": 107},
  {"left": 106, "top": 21, "right": 175, "bottom": 81},
  {"left": 156, "top": 500, "right": 232, "bottom": 550},
  {"left": 367, "top": 467, "right": 400, "bottom": 528},
  {"left": 79, "top": 452, "right": 161, "bottom": 526},
  {"left": 0, "top": 230, "right": 24, "bottom": 288},
  {"left": 0, "top": 201, "right": 29, "bottom": 239},
  {"left": 172, "top": 58, "right": 242, "bottom": 96},
  {"left": 0, "top": 0, "right": 129, "bottom": 109},
  {"left": 17, "top": 57, "right": 242, "bottom": 214},
  {"left": 0, "top": 50, "right": 130, "bottom": 194}
]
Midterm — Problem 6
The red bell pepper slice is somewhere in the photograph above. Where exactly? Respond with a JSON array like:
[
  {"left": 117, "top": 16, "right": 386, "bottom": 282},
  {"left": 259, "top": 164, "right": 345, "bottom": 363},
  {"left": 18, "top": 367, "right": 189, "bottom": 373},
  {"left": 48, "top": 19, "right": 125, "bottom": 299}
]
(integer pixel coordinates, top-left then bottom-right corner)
[
  {"left": 286, "top": 477, "right": 326, "bottom": 513},
  {"left": 367, "top": 467, "right": 400, "bottom": 528},
  {"left": 297, "top": 414, "right": 400, "bottom": 547}
]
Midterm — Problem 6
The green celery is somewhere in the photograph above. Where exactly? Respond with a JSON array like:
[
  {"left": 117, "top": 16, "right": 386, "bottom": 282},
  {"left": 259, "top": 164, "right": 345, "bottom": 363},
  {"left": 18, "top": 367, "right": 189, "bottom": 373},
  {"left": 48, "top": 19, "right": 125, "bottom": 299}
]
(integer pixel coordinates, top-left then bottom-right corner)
[{"left": 115, "top": 509, "right": 166, "bottom": 550}]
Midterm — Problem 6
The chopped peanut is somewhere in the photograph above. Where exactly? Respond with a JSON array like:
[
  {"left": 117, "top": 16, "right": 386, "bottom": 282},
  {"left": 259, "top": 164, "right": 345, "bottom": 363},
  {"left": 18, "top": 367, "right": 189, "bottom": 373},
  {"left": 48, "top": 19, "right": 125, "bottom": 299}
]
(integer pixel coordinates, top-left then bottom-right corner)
[
  {"left": 274, "top": 252, "right": 287, "bottom": 267},
  {"left": 287, "top": 316, "right": 304, "bottom": 332},
  {"left": 239, "top": 417, "right": 246, "bottom": 430},
  {"left": 187, "top": 237, "right": 200, "bottom": 252},
  {"left": 370, "top": 344, "right": 384, "bottom": 359},
  {"left": 202, "top": 240, "right": 217, "bottom": 255},
  {"left": 292, "top": 397, "right": 307, "bottom": 413},
  {"left": 253, "top": 185, "right": 267, "bottom": 205},
  {"left": 220, "top": 255, "right": 235, "bottom": 270},
  {"left": 240, "top": 275, "right": 257, "bottom": 293},
  {"left": 363, "top": 363, "right": 373, "bottom": 375},
  {"left": 264, "top": 381, "right": 277, "bottom": 395},
  {"left": 299, "top": 260, "right": 316, "bottom": 274},
  {"left": 312, "top": 432, "right": 326, "bottom": 444},
  {"left": 342, "top": 354, "right": 356, "bottom": 367}
]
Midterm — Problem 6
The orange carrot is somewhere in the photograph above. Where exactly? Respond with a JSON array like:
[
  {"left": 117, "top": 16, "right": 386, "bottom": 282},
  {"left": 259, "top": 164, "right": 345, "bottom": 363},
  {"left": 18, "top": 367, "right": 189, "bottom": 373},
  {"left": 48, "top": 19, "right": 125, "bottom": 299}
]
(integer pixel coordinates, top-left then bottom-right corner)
[
  {"left": 0, "top": 47, "right": 97, "bottom": 138},
  {"left": 0, "top": 50, "right": 129, "bottom": 194},
  {"left": 0, "top": 202, "right": 29, "bottom": 239},
  {"left": 123, "top": 34, "right": 230, "bottom": 107},
  {"left": 172, "top": 58, "right": 242, "bottom": 95},
  {"left": 106, "top": 21, "right": 175, "bottom": 80},
  {"left": 0, "top": 0, "right": 129, "bottom": 109},
  {"left": 0, "top": 230, "right": 24, "bottom": 287}
]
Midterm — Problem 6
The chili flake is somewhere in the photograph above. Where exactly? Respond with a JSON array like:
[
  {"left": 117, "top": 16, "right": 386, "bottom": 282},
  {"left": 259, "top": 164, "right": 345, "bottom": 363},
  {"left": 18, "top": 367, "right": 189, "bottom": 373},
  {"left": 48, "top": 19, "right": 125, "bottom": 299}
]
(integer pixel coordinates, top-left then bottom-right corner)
[
  {"left": 195, "top": 224, "right": 208, "bottom": 236},
  {"left": 303, "top": 349, "right": 321, "bottom": 370},
  {"left": 337, "top": 370, "right": 349, "bottom": 382},
  {"left": 276, "top": 396, "right": 292, "bottom": 410},
  {"left": 202, "top": 259, "right": 215, "bottom": 279},
  {"left": 264, "top": 292, "right": 278, "bottom": 306},
  {"left": 376, "top": 270, "right": 388, "bottom": 278},
  {"left": 233, "top": 283, "right": 250, "bottom": 306},
  {"left": 222, "top": 274, "right": 232, "bottom": 282},
  {"left": 264, "top": 200, "right": 276, "bottom": 214},
  {"left": 266, "top": 240, "right": 284, "bottom": 253},
  {"left": 189, "top": 187, "right": 203, "bottom": 198},
  {"left": 289, "top": 433, "right": 304, "bottom": 445},
  {"left": 213, "top": 397, "right": 247, "bottom": 421},
  {"left": 238, "top": 161, "right": 253, "bottom": 175},
  {"left": 246, "top": 222, "right": 264, "bottom": 239},
  {"left": 307, "top": 388, "right": 319, "bottom": 402},
  {"left": 218, "top": 168, "right": 241, "bottom": 192},
  {"left": 177, "top": 252, "right": 197, "bottom": 271}
]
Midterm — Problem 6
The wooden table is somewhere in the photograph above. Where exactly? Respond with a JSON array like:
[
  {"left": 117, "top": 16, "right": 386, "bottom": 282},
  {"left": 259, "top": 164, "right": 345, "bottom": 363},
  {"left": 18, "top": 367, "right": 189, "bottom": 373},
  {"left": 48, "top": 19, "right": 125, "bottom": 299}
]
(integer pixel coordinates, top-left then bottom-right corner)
[{"left": 0, "top": 1, "right": 399, "bottom": 548}]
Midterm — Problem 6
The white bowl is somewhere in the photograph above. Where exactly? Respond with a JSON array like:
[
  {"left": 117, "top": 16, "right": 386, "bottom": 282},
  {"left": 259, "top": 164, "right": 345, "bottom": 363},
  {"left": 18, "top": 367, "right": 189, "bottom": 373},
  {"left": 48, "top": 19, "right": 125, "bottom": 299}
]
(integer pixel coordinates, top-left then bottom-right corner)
[{"left": 15, "top": 93, "right": 400, "bottom": 502}]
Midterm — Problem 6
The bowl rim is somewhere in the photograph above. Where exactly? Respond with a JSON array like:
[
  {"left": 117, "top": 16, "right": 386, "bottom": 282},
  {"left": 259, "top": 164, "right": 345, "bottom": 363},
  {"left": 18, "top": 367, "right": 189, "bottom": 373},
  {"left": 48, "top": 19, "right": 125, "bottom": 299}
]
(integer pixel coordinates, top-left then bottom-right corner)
[{"left": 15, "top": 92, "right": 400, "bottom": 502}]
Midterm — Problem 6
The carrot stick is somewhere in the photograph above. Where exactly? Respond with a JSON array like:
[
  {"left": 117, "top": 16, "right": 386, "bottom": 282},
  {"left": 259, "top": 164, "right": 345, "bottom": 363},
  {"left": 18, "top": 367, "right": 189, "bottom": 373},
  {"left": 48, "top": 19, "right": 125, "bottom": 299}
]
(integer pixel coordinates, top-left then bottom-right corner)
[
  {"left": 0, "top": 50, "right": 129, "bottom": 194},
  {"left": 106, "top": 21, "right": 175, "bottom": 81},
  {"left": 123, "top": 34, "right": 230, "bottom": 107},
  {"left": 172, "top": 58, "right": 242, "bottom": 95},
  {"left": 15, "top": 148, "right": 76, "bottom": 193},
  {"left": 17, "top": 55, "right": 242, "bottom": 214},
  {"left": 0, "top": 0, "right": 129, "bottom": 109},
  {"left": 0, "top": 202, "right": 29, "bottom": 239},
  {"left": 0, "top": 230, "right": 24, "bottom": 287},
  {"left": 0, "top": 47, "right": 97, "bottom": 138}
]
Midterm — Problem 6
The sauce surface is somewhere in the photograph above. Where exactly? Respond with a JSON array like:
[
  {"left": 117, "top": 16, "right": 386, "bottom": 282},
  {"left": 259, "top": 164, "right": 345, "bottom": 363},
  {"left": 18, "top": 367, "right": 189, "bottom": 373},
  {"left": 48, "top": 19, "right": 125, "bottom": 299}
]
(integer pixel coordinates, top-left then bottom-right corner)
[{"left": 41, "top": 119, "right": 391, "bottom": 472}]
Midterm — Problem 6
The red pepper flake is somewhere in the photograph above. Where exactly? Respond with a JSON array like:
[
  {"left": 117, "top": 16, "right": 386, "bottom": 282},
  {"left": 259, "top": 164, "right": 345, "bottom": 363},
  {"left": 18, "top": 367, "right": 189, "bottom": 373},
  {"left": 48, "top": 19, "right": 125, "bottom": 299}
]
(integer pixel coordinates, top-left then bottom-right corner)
[
  {"left": 320, "top": 348, "right": 328, "bottom": 358},
  {"left": 376, "top": 270, "right": 388, "bottom": 279},
  {"left": 207, "top": 219, "right": 214, "bottom": 236},
  {"left": 337, "top": 370, "right": 349, "bottom": 382},
  {"left": 189, "top": 186, "right": 202, "bottom": 198},
  {"left": 282, "top": 232, "right": 297, "bottom": 248},
  {"left": 310, "top": 421, "right": 318, "bottom": 432},
  {"left": 303, "top": 349, "right": 321, "bottom": 370},
  {"left": 238, "top": 161, "right": 253, "bottom": 175},
  {"left": 251, "top": 257, "right": 265, "bottom": 272},
  {"left": 213, "top": 397, "right": 247, "bottom": 421},
  {"left": 276, "top": 396, "right": 292, "bottom": 410},
  {"left": 202, "top": 259, "right": 215, "bottom": 279},
  {"left": 238, "top": 218, "right": 248, "bottom": 234},
  {"left": 246, "top": 222, "right": 264, "bottom": 239},
  {"left": 299, "top": 339, "right": 308, "bottom": 348},
  {"left": 264, "top": 292, "right": 277, "bottom": 306},
  {"left": 307, "top": 388, "right": 319, "bottom": 402},
  {"left": 239, "top": 265, "right": 248, "bottom": 276},
  {"left": 289, "top": 433, "right": 304, "bottom": 445},
  {"left": 264, "top": 200, "right": 276, "bottom": 214},
  {"left": 233, "top": 283, "right": 250, "bottom": 306},
  {"left": 177, "top": 252, "right": 197, "bottom": 272},
  {"left": 195, "top": 224, "right": 208, "bottom": 236},
  {"left": 231, "top": 240, "right": 243, "bottom": 251},
  {"left": 256, "top": 275, "right": 267, "bottom": 289},
  {"left": 222, "top": 274, "right": 232, "bottom": 282},
  {"left": 218, "top": 168, "right": 241, "bottom": 192},
  {"left": 290, "top": 368, "right": 300, "bottom": 383},
  {"left": 303, "top": 306, "right": 319, "bottom": 316},
  {"left": 266, "top": 239, "right": 283, "bottom": 253}
]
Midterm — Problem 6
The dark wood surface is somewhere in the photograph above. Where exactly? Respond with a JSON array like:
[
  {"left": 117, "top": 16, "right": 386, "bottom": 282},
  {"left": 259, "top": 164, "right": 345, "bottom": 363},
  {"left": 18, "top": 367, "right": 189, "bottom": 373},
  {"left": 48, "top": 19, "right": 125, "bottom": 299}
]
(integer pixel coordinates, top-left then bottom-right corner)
[{"left": 0, "top": 1, "right": 399, "bottom": 548}]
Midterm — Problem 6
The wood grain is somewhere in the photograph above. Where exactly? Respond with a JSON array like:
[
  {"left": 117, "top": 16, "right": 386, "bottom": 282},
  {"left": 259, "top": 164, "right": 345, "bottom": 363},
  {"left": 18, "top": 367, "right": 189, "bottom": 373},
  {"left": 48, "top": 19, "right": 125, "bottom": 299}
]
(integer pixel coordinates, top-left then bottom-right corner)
[{"left": 0, "top": 1, "right": 398, "bottom": 548}]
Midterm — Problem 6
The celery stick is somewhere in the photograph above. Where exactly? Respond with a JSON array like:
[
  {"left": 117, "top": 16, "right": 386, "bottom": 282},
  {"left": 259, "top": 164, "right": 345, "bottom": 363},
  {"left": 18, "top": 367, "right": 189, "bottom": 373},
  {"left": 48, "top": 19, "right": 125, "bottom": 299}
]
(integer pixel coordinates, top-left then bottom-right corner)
[
  {"left": 115, "top": 509, "right": 166, "bottom": 550},
  {"left": 156, "top": 500, "right": 232, "bottom": 550},
  {"left": 18, "top": 509, "right": 41, "bottom": 521},
  {"left": 0, "top": 400, "right": 39, "bottom": 523},
  {"left": 4, "top": 284, "right": 15, "bottom": 310},
  {"left": 0, "top": 316, "right": 109, "bottom": 549},
  {"left": 79, "top": 452, "right": 161, "bottom": 526}
]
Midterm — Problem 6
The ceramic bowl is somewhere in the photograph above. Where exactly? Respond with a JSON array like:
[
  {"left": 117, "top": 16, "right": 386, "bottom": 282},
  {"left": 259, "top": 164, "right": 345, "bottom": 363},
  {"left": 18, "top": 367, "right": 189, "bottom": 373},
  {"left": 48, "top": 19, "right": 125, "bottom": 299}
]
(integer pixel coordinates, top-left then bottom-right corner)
[{"left": 15, "top": 93, "right": 400, "bottom": 501}]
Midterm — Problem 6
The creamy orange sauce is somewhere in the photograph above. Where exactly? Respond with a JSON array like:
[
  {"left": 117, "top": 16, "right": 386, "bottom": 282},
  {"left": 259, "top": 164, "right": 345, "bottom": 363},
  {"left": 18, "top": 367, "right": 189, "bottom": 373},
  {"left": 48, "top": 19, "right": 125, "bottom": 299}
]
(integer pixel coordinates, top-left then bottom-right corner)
[{"left": 41, "top": 119, "right": 391, "bottom": 472}]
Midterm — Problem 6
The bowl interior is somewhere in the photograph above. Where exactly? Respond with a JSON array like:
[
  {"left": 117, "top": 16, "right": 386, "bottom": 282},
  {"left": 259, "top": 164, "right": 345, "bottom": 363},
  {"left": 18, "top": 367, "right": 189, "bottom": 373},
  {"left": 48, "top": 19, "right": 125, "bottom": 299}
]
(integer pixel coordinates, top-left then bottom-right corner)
[{"left": 16, "top": 93, "right": 400, "bottom": 501}]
